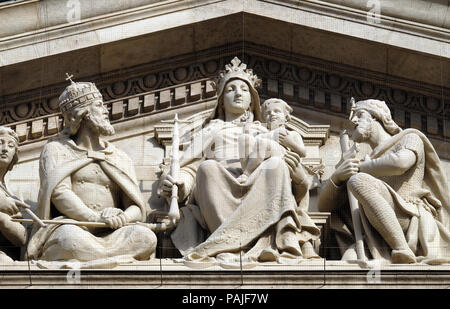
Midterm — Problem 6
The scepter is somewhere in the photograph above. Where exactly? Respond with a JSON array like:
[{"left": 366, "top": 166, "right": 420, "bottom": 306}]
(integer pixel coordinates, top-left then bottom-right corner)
[
  {"left": 0, "top": 183, "right": 46, "bottom": 228},
  {"left": 340, "top": 130, "right": 366, "bottom": 261},
  {"left": 12, "top": 218, "right": 172, "bottom": 232},
  {"left": 161, "top": 114, "right": 192, "bottom": 224}
]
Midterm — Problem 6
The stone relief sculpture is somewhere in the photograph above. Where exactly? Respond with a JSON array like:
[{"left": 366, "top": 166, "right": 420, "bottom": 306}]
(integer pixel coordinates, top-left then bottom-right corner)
[
  {"left": 27, "top": 76, "right": 157, "bottom": 268},
  {"left": 318, "top": 99, "right": 450, "bottom": 264},
  {"left": 237, "top": 98, "right": 309, "bottom": 209},
  {"left": 0, "top": 127, "right": 27, "bottom": 263},
  {"left": 1, "top": 62, "right": 445, "bottom": 271},
  {"left": 159, "top": 57, "right": 320, "bottom": 266}
]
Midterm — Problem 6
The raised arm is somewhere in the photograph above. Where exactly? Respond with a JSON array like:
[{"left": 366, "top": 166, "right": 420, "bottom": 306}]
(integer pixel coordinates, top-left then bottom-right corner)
[
  {"left": 359, "top": 148, "right": 416, "bottom": 177},
  {"left": 0, "top": 211, "right": 27, "bottom": 247}
]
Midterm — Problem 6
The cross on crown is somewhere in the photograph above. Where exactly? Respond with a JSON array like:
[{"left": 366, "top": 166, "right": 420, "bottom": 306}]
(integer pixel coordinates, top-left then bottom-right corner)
[{"left": 58, "top": 73, "right": 103, "bottom": 113}]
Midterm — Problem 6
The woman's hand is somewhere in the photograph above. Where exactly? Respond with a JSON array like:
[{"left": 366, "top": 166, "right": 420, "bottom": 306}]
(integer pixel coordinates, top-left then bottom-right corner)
[
  {"left": 157, "top": 173, "right": 188, "bottom": 201},
  {"left": 158, "top": 174, "right": 176, "bottom": 199},
  {"left": 0, "top": 197, "right": 20, "bottom": 217}
]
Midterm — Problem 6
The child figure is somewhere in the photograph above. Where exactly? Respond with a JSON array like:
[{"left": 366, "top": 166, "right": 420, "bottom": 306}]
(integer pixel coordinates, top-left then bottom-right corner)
[{"left": 238, "top": 98, "right": 307, "bottom": 185}]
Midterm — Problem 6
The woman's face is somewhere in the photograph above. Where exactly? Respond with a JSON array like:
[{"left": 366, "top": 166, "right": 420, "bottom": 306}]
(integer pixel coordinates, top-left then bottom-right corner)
[
  {"left": 222, "top": 79, "right": 252, "bottom": 116},
  {"left": 0, "top": 135, "right": 17, "bottom": 168}
]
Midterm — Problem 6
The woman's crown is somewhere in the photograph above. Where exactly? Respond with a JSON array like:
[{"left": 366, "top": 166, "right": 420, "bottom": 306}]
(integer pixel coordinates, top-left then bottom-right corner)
[{"left": 213, "top": 57, "right": 261, "bottom": 97}]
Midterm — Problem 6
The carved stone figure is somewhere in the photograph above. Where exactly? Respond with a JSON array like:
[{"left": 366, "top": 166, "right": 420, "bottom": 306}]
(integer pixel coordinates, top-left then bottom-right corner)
[
  {"left": 159, "top": 57, "right": 320, "bottom": 266},
  {"left": 238, "top": 98, "right": 309, "bottom": 208},
  {"left": 27, "top": 76, "right": 156, "bottom": 266},
  {"left": 318, "top": 99, "right": 450, "bottom": 264},
  {"left": 0, "top": 127, "right": 27, "bottom": 263}
]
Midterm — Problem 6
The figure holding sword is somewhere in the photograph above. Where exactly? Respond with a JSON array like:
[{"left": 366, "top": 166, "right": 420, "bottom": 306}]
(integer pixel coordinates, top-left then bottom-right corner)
[
  {"left": 338, "top": 127, "right": 367, "bottom": 262},
  {"left": 159, "top": 113, "right": 192, "bottom": 225},
  {"left": 319, "top": 97, "right": 449, "bottom": 264}
]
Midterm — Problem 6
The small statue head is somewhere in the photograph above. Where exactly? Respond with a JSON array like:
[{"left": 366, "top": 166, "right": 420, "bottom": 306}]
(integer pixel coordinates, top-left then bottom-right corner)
[
  {"left": 212, "top": 57, "right": 262, "bottom": 122},
  {"left": 59, "top": 74, "right": 114, "bottom": 136},
  {"left": 350, "top": 98, "right": 401, "bottom": 141},
  {"left": 261, "top": 98, "right": 293, "bottom": 130},
  {"left": 0, "top": 126, "right": 19, "bottom": 171}
]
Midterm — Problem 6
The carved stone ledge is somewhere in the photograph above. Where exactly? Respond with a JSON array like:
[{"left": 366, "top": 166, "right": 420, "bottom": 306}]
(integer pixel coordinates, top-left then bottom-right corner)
[
  {"left": 287, "top": 116, "right": 329, "bottom": 146},
  {"left": 0, "top": 261, "right": 449, "bottom": 288},
  {"left": 6, "top": 78, "right": 216, "bottom": 146},
  {"left": 2, "top": 43, "right": 448, "bottom": 141},
  {"left": 154, "top": 125, "right": 174, "bottom": 147}
]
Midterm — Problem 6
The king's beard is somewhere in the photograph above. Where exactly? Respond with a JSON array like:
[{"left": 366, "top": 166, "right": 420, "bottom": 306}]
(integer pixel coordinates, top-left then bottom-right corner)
[
  {"left": 352, "top": 118, "right": 373, "bottom": 143},
  {"left": 267, "top": 117, "right": 284, "bottom": 130},
  {"left": 85, "top": 114, "right": 115, "bottom": 136}
]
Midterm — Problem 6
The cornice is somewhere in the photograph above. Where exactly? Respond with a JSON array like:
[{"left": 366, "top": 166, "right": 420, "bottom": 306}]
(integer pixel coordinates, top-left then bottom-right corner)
[
  {"left": 0, "top": 0, "right": 447, "bottom": 67},
  {"left": 1, "top": 43, "right": 448, "bottom": 156},
  {"left": 263, "top": 0, "right": 450, "bottom": 43},
  {"left": 0, "top": 0, "right": 231, "bottom": 66}
]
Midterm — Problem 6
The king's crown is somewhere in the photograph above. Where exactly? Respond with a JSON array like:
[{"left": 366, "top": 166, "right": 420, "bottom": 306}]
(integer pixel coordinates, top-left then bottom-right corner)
[{"left": 59, "top": 74, "right": 102, "bottom": 113}]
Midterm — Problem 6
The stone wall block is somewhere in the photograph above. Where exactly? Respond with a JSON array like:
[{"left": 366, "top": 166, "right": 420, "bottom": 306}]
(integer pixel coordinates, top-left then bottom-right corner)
[
  {"left": 283, "top": 82, "right": 294, "bottom": 99},
  {"left": 174, "top": 86, "right": 186, "bottom": 105},
  {"left": 159, "top": 90, "right": 171, "bottom": 109},
  {"left": 394, "top": 109, "right": 405, "bottom": 128},
  {"left": 268, "top": 79, "right": 278, "bottom": 96},
  {"left": 189, "top": 82, "right": 202, "bottom": 102},
  {"left": 330, "top": 93, "right": 341, "bottom": 112},
  {"left": 427, "top": 116, "right": 439, "bottom": 135},
  {"left": 111, "top": 101, "right": 124, "bottom": 120},
  {"left": 410, "top": 112, "right": 422, "bottom": 130},
  {"left": 31, "top": 119, "right": 43, "bottom": 139},
  {"left": 315, "top": 90, "right": 326, "bottom": 108},
  {"left": 298, "top": 86, "right": 309, "bottom": 103},
  {"left": 127, "top": 97, "right": 140, "bottom": 116},
  {"left": 205, "top": 80, "right": 215, "bottom": 98},
  {"left": 47, "top": 116, "right": 59, "bottom": 135},
  {"left": 15, "top": 123, "right": 28, "bottom": 142},
  {"left": 444, "top": 120, "right": 450, "bottom": 139},
  {"left": 143, "top": 94, "right": 155, "bottom": 113}
]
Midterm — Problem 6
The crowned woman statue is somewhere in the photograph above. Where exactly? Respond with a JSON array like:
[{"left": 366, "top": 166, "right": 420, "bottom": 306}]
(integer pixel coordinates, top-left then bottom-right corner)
[{"left": 158, "top": 57, "right": 320, "bottom": 265}]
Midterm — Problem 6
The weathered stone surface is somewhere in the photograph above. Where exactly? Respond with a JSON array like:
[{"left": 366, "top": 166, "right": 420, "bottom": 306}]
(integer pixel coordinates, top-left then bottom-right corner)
[
  {"left": 0, "top": 0, "right": 448, "bottom": 287},
  {"left": 26, "top": 80, "right": 157, "bottom": 266},
  {"left": 158, "top": 58, "right": 323, "bottom": 265},
  {"left": 1, "top": 260, "right": 449, "bottom": 288},
  {"left": 318, "top": 98, "right": 450, "bottom": 265},
  {"left": 0, "top": 126, "right": 28, "bottom": 263}
]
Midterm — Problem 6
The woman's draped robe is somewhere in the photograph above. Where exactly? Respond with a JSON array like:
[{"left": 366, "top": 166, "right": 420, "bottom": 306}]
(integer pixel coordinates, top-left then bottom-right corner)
[{"left": 170, "top": 119, "right": 320, "bottom": 264}]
